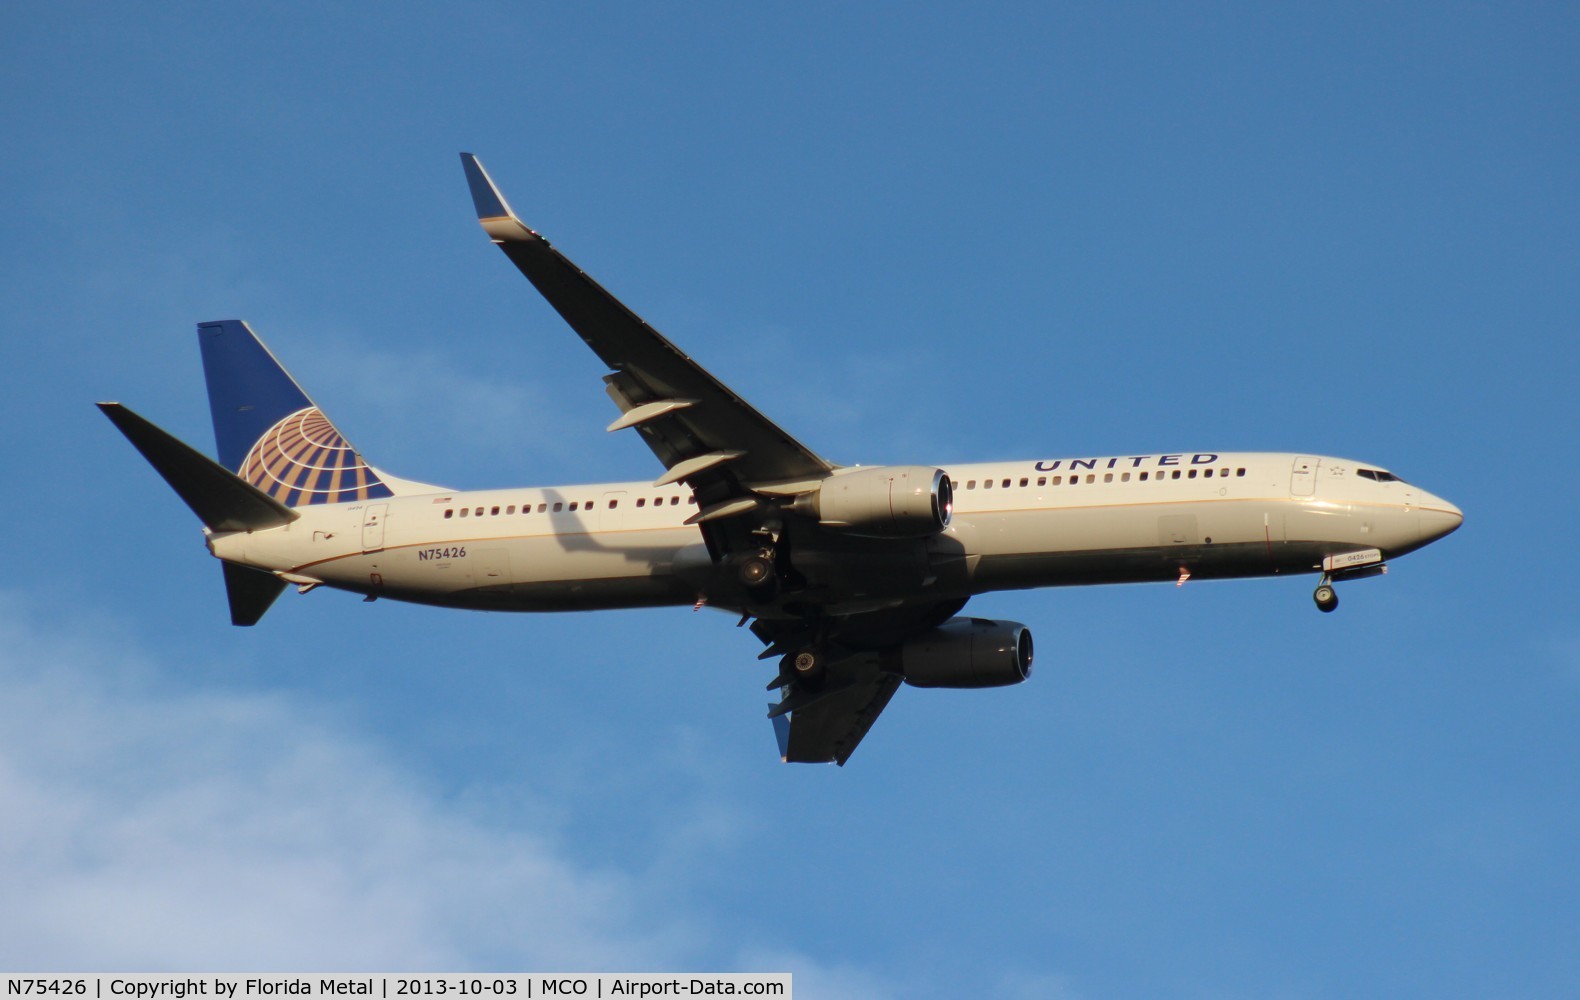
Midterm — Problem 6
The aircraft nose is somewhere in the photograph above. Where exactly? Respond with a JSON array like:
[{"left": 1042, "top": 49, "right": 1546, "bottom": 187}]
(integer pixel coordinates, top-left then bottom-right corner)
[{"left": 1418, "top": 496, "right": 1464, "bottom": 544}]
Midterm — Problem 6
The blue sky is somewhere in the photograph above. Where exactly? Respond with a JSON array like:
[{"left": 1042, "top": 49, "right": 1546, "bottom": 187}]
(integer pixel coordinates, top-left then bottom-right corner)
[{"left": 3, "top": 3, "right": 1577, "bottom": 995}]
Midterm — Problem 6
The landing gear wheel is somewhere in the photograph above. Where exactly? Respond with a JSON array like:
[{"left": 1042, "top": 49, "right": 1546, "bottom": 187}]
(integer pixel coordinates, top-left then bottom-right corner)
[
  {"left": 738, "top": 553, "right": 774, "bottom": 588},
  {"left": 1314, "top": 584, "right": 1338, "bottom": 613},
  {"left": 790, "top": 647, "right": 826, "bottom": 688},
  {"left": 737, "top": 550, "right": 780, "bottom": 600}
]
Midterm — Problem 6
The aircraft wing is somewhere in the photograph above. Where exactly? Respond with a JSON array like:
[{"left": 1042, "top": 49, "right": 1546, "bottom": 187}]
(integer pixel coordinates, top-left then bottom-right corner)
[
  {"left": 771, "top": 658, "right": 903, "bottom": 766},
  {"left": 464, "top": 154, "right": 927, "bottom": 765},
  {"left": 461, "top": 154, "right": 834, "bottom": 517}
]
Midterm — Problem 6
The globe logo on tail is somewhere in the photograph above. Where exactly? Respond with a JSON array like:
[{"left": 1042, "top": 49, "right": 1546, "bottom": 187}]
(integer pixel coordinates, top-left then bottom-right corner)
[{"left": 239, "top": 406, "right": 392, "bottom": 506}]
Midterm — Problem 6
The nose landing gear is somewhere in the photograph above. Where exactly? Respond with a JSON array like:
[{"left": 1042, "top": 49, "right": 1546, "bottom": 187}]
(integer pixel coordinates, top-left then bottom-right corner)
[
  {"left": 1311, "top": 551, "right": 1389, "bottom": 613},
  {"left": 1313, "top": 579, "right": 1338, "bottom": 613}
]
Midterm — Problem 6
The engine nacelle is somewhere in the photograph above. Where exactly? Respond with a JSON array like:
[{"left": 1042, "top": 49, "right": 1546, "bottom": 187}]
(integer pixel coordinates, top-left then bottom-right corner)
[
  {"left": 887, "top": 617, "right": 1034, "bottom": 689},
  {"left": 794, "top": 466, "right": 953, "bottom": 537}
]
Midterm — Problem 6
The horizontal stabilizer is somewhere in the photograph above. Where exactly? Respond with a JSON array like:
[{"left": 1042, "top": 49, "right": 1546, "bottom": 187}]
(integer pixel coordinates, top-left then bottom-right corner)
[
  {"left": 98, "top": 402, "right": 299, "bottom": 532},
  {"left": 222, "top": 561, "right": 287, "bottom": 626}
]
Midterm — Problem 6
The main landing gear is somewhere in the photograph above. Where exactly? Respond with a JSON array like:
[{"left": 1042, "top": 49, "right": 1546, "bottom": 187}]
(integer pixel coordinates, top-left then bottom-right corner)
[
  {"left": 784, "top": 647, "right": 827, "bottom": 688},
  {"left": 1313, "top": 576, "right": 1339, "bottom": 613},
  {"left": 737, "top": 549, "right": 776, "bottom": 590},
  {"left": 736, "top": 522, "right": 793, "bottom": 602}
]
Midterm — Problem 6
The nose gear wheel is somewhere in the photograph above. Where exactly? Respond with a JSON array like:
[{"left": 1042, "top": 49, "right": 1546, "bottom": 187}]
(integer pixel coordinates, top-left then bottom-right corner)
[{"left": 1314, "top": 578, "right": 1338, "bottom": 613}]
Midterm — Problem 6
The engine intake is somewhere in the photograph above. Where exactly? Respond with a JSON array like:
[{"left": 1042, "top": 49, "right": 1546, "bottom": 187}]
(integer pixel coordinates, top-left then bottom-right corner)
[
  {"left": 794, "top": 466, "right": 953, "bottom": 537},
  {"left": 887, "top": 617, "right": 1034, "bottom": 689}
]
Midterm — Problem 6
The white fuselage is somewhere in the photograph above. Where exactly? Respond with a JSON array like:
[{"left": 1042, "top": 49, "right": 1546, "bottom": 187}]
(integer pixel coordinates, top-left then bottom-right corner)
[{"left": 208, "top": 451, "right": 1462, "bottom": 616}]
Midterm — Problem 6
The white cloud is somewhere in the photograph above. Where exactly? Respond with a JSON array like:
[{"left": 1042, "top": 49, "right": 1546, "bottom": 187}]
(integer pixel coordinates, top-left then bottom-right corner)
[
  {"left": 0, "top": 595, "right": 959, "bottom": 997},
  {"left": 306, "top": 335, "right": 590, "bottom": 472},
  {"left": 0, "top": 596, "right": 690, "bottom": 971}
]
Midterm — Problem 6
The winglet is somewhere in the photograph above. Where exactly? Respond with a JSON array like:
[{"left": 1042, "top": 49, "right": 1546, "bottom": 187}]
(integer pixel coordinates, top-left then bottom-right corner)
[
  {"left": 460, "top": 152, "right": 514, "bottom": 219},
  {"left": 460, "top": 153, "right": 535, "bottom": 242}
]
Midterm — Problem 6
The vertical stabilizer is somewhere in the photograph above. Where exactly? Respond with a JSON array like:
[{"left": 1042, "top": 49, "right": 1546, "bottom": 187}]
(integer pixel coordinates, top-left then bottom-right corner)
[{"left": 198, "top": 320, "right": 393, "bottom": 506}]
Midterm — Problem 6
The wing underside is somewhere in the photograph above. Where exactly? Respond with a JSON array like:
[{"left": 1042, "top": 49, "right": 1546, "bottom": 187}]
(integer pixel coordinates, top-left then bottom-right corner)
[
  {"left": 461, "top": 152, "right": 928, "bottom": 765},
  {"left": 773, "top": 658, "right": 903, "bottom": 765},
  {"left": 460, "top": 153, "right": 832, "bottom": 501}
]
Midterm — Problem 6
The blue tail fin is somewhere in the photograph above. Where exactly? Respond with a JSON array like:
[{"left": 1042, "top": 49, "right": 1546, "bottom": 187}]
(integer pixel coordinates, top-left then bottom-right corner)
[{"left": 199, "top": 320, "right": 393, "bottom": 507}]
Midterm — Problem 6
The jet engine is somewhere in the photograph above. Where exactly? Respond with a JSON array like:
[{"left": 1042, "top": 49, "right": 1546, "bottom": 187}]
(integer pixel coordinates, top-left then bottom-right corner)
[
  {"left": 792, "top": 466, "right": 953, "bottom": 537},
  {"left": 885, "top": 617, "right": 1034, "bottom": 689}
]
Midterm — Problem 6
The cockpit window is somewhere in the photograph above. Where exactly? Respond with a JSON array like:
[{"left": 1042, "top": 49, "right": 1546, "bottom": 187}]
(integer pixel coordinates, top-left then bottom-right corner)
[{"left": 1357, "top": 468, "right": 1403, "bottom": 483}]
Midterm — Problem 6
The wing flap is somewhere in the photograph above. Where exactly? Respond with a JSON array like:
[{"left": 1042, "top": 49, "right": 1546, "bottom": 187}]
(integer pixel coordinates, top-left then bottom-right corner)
[{"left": 775, "top": 668, "right": 903, "bottom": 766}]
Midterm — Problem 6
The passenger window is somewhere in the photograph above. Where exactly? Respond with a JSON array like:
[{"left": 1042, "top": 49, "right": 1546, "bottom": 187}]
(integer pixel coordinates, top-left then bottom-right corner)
[
  {"left": 1139, "top": 472, "right": 1148, "bottom": 482},
  {"left": 537, "top": 503, "right": 547, "bottom": 513},
  {"left": 1203, "top": 469, "right": 1213, "bottom": 479},
  {"left": 984, "top": 479, "right": 994, "bottom": 489},
  {"left": 1187, "top": 470, "right": 1197, "bottom": 479},
  {"left": 609, "top": 500, "right": 618, "bottom": 508},
  {"left": 507, "top": 505, "right": 517, "bottom": 514},
  {"left": 671, "top": 496, "right": 680, "bottom": 506},
  {"left": 1121, "top": 472, "right": 1131, "bottom": 482},
  {"left": 1236, "top": 468, "right": 1246, "bottom": 477},
  {"left": 1019, "top": 477, "right": 1029, "bottom": 487},
  {"left": 491, "top": 506, "right": 500, "bottom": 515},
  {"left": 688, "top": 496, "right": 697, "bottom": 505},
  {"left": 637, "top": 498, "right": 646, "bottom": 507},
  {"left": 459, "top": 508, "right": 469, "bottom": 517},
  {"left": 475, "top": 507, "right": 484, "bottom": 516},
  {"left": 569, "top": 502, "right": 578, "bottom": 511},
  {"left": 967, "top": 480, "right": 976, "bottom": 489},
  {"left": 1036, "top": 477, "right": 1047, "bottom": 487},
  {"left": 444, "top": 509, "right": 454, "bottom": 519},
  {"left": 552, "top": 502, "right": 563, "bottom": 512},
  {"left": 1104, "top": 473, "right": 1113, "bottom": 483},
  {"left": 1171, "top": 471, "right": 1181, "bottom": 480}
]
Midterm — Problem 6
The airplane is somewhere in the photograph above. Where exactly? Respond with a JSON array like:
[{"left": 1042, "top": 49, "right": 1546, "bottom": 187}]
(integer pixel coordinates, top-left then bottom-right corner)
[{"left": 98, "top": 153, "right": 1464, "bottom": 765}]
